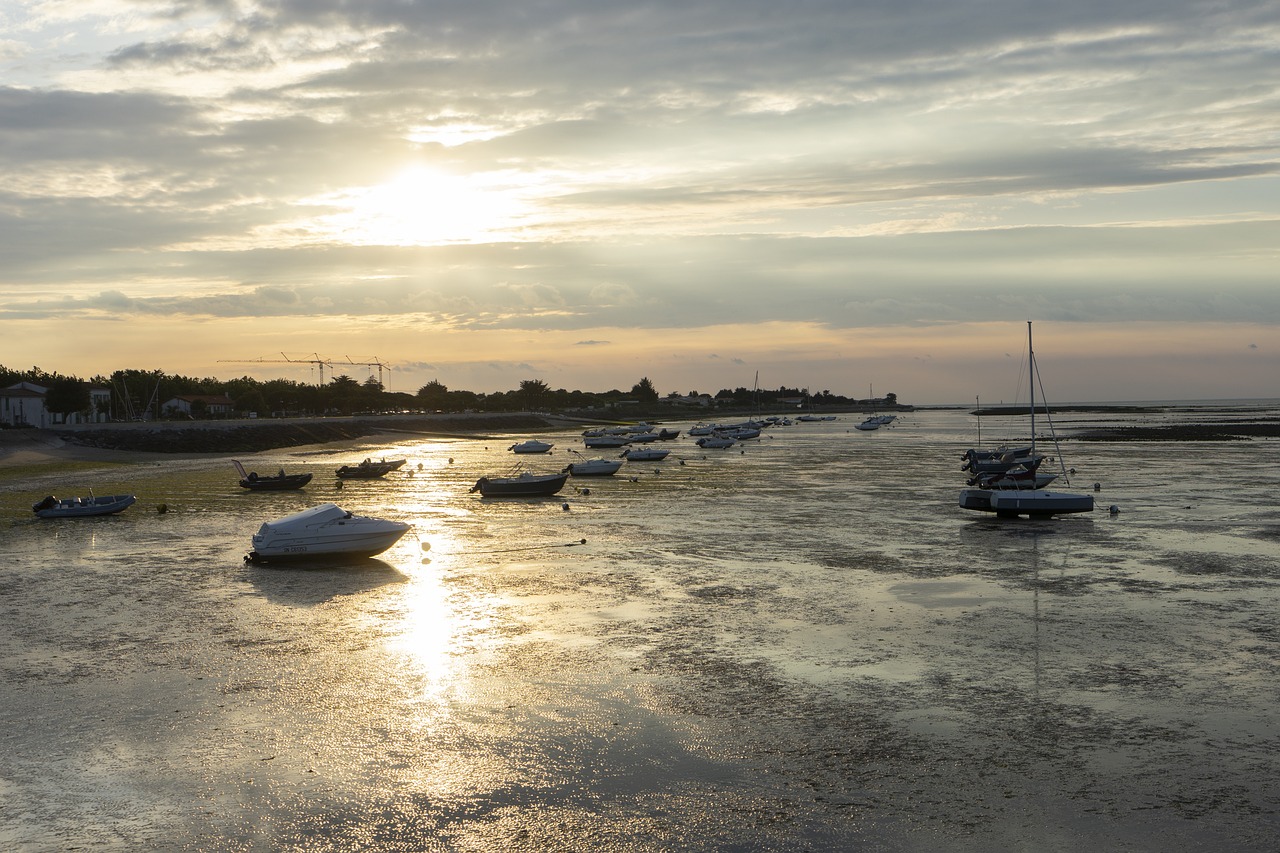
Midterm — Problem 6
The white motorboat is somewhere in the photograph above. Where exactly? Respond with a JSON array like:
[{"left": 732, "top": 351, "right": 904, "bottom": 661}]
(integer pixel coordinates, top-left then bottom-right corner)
[
  {"left": 565, "top": 457, "right": 623, "bottom": 476},
  {"left": 696, "top": 434, "right": 736, "bottom": 449},
  {"left": 510, "top": 439, "right": 554, "bottom": 454},
  {"left": 622, "top": 447, "right": 670, "bottom": 461},
  {"left": 246, "top": 503, "right": 411, "bottom": 563}
]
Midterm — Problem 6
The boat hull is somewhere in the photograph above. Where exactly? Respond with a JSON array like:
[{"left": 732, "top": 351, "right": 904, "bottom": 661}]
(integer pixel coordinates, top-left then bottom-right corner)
[
  {"left": 623, "top": 449, "right": 670, "bottom": 461},
  {"left": 33, "top": 494, "right": 136, "bottom": 518},
  {"left": 336, "top": 464, "right": 393, "bottom": 479},
  {"left": 239, "top": 473, "right": 312, "bottom": 491},
  {"left": 962, "top": 488, "right": 1094, "bottom": 517},
  {"left": 567, "top": 460, "right": 622, "bottom": 476},
  {"left": 470, "top": 472, "right": 569, "bottom": 497},
  {"left": 584, "top": 436, "right": 631, "bottom": 448},
  {"left": 248, "top": 503, "right": 410, "bottom": 562}
]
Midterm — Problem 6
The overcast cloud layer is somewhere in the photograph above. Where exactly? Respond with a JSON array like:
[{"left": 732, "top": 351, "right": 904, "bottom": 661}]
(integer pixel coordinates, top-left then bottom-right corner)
[{"left": 2, "top": 1, "right": 1278, "bottom": 400}]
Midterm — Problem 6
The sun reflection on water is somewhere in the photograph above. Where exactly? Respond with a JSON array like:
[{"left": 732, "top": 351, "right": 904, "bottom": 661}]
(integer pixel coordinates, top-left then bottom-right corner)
[{"left": 378, "top": 499, "right": 498, "bottom": 717}]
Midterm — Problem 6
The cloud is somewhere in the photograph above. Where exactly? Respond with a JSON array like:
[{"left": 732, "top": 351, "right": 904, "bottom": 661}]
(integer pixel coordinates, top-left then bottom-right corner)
[{"left": 2, "top": 1, "right": 1279, "bottom": 401}]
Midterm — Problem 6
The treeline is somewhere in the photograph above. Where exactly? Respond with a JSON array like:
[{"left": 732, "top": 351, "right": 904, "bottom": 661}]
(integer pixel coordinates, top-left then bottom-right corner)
[{"left": 1, "top": 365, "right": 894, "bottom": 420}]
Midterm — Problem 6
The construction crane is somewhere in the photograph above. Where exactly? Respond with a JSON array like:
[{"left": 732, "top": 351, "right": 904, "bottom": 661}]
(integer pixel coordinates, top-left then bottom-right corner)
[
  {"left": 340, "top": 356, "right": 391, "bottom": 389},
  {"left": 217, "top": 353, "right": 334, "bottom": 386}
]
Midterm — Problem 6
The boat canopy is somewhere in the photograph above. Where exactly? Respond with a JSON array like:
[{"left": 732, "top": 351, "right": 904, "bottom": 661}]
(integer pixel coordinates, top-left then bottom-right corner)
[{"left": 256, "top": 502, "right": 350, "bottom": 533}]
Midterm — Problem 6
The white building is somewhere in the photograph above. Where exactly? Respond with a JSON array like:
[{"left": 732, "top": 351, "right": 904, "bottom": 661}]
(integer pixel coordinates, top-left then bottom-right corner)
[
  {"left": 0, "top": 383, "right": 112, "bottom": 428},
  {"left": 161, "top": 394, "right": 235, "bottom": 418}
]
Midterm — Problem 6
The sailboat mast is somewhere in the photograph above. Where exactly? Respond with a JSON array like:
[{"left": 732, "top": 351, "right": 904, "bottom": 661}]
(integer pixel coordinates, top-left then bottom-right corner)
[{"left": 1027, "top": 321, "right": 1036, "bottom": 455}]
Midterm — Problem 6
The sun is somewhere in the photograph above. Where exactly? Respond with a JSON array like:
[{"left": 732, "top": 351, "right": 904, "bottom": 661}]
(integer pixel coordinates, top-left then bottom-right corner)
[{"left": 308, "top": 166, "right": 528, "bottom": 246}]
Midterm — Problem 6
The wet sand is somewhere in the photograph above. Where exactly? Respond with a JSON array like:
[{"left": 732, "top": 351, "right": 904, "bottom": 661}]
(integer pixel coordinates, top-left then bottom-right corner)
[{"left": 3, "top": 410, "right": 1279, "bottom": 850}]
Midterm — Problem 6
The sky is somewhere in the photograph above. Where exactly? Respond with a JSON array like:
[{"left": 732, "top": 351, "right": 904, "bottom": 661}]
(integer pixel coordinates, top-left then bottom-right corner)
[{"left": 2, "top": 0, "right": 1278, "bottom": 404}]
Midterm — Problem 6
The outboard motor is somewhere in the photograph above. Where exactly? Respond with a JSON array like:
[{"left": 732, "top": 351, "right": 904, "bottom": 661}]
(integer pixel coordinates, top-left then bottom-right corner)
[{"left": 32, "top": 495, "right": 58, "bottom": 513}]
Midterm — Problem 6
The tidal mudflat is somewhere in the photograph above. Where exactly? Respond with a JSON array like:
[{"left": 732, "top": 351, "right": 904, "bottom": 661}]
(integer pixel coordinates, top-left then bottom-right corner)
[{"left": 3, "top": 408, "right": 1279, "bottom": 851}]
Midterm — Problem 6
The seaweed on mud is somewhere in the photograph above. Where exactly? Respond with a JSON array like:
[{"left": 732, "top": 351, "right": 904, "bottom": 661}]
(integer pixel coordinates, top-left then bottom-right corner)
[
  {"left": 812, "top": 548, "right": 908, "bottom": 575},
  {"left": 1248, "top": 524, "right": 1280, "bottom": 542},
  {"left": 686, "top": 583, "right": 757, "bottom": 600},
  {"left": 1071, "top": 661, "right": 1184, "bottom": 692},
  {"left": 1154, "top": 550, "right": 1280, "bottom": 578},
  {"left": 1113, "top": 577, "right": 1173, "bottom": 594}
]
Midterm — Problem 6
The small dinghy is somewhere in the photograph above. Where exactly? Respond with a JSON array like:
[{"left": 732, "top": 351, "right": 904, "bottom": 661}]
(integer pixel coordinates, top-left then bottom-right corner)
[
  {"left": 335, "top": 458, "right": 403, "bottom": 479},
  {"left": 234, "top": 460, "right": 312, "bottom": 491},
  {"left": 469, "top": 471, "right": 569, "bottom": 497},
  {"left": 32, "top": 493, "right": 136, "bottom": 518}
]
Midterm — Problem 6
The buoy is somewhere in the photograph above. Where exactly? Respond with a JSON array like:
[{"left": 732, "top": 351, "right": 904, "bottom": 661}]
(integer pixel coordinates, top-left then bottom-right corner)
[
  {"left": 418, "top": 462, "right": 424, "bottom": 470},
  {"left": 448, "top": 457, "right": 453, "bottom": 464},
  {"left": 581, "top": 487, "right": 590, "bottom": 496},
  {"left": 156, "top": 503, "right": 168, "bottom": 514},
  {"left": 336, "top": 480, "right": 344, "bottom": 489},
  {"left": 1093, "top": 482, "right": 1101, "bottom": 492},
  {"left": 562, "top": 502, "right": 570, "bottom": 511},
  {"left": 1109, "top": 505, "right": 1120, "bottom": 515}
]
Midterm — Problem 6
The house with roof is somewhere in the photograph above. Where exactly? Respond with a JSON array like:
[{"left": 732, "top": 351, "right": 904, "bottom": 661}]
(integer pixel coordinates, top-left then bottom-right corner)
[
  {"left": 161, "top": 394, "right": 236, "bottom": 418},
  {"left": 0, "top": 385, "right": 47, "bottom": 428},
  {"left": 0, "top": 383, "right": 112, "bottom": 428}
]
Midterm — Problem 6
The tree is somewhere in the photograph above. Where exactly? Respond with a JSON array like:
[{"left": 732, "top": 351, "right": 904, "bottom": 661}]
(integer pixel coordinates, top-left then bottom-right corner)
[
  {"left": 236, "top": 388, "right": 270, "bottom": 417},
  {"left": 328, "top": 374, "right": 362, "bottom": 414},
  {"left": 630, "top": 377, "right": 658, "bottom": 402},
  {"left": 45, "top": 376, "right": 90, "bottom": 419},
  {"left": 417, "top": 379, "right": 448, "bottom": 410},
  {"left": 519, "top": 379, "right": 550, "bottom": 410}
]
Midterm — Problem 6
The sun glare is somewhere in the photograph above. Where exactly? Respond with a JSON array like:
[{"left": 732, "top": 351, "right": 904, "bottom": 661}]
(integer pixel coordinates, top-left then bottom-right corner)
[{"left": 306, "top": 167, "right": 528, "bottom": 246}]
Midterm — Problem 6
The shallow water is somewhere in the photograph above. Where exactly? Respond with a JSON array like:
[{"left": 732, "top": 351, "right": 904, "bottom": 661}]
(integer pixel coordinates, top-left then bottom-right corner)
[{"left": 3, "top": 410, "right": 1280, "bottom": 851}]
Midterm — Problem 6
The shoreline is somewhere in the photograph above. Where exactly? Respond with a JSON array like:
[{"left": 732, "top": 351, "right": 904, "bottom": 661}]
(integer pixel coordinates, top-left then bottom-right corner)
[
  {"left": 0, "top": 412, "right": 569, "bottom": 469},
  {"left": 6, "top": 403, "right": 1280, "bottom": 470}
]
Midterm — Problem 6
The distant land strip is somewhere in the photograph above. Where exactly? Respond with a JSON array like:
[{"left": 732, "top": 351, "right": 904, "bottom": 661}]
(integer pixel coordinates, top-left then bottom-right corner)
[
  {"left": 49, "top": 413, "right": 564, "bottom": 454},
  {"left": 1072, "top": 421, "right": 1280, "bottom": 442}
]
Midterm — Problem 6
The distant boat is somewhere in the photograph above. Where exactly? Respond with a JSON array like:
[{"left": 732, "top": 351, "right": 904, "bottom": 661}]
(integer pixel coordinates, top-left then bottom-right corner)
[
  {"left": 622, "top": 447, "right": 670, "bottom": 462},
  {"left": 959, "top": 322, "right": 1093, "bottom": 518},
  {"left": 470, "top": 471, "right": 569, "bottom": 497},
  {"left": 32, "top": 493, "right": 136, "bottom": 518},
  {"left": 696, "top": 434, "right": 736, "bottom": 449},
  {"left": 656, "top": 428, "right": 682, "bottom": 440},
  {"left": 510, "top": 439, "right": 555, "bottom": 454},
  {"left": 336, "top": 458, "right": 401, "bottom": 479},
  {"left": 565, "top": 457, "right": 623, "bottom": 476},
  {"left": 584, "top": 434, "right": 631, "bottom": 448},
  {"left": 246, "top": 503, "right": 410, "bottom": 563},
  {"left": 234, "top": 460, "right": 311, "bottom": 491}
]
